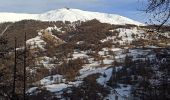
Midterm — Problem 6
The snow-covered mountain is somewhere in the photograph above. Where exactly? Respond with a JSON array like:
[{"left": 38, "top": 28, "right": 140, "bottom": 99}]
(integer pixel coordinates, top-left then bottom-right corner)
[
  {"left": 0, "top": 13, "right": 37, "bottom": 23},
  {"left": 0, "top": 8, "right": 144, "bottom": 25}
]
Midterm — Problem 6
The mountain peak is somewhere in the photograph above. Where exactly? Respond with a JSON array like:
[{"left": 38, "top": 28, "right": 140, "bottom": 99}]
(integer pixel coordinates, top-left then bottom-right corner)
[
  {"left": 64, "top": 7, "right": 71, "bottom": 10},
  {"left": 0, "top": 8, "right": 144, "bottom": 26}
]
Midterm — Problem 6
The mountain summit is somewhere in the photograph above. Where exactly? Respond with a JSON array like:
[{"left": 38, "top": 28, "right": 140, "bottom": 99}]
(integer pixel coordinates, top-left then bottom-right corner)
[{"left": 0, "top": 8, "right": 144, "bottom": 25}]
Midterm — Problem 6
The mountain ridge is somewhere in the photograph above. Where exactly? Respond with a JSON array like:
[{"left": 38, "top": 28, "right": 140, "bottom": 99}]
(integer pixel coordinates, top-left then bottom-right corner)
[{"left": 0, "top": 8, "right": 144, "bottom": 26}]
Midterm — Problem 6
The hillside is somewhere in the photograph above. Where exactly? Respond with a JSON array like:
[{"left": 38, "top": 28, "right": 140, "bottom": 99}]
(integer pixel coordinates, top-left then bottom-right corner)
[{"left": 0, "top": 15, "right": 170, "bottom": 100}]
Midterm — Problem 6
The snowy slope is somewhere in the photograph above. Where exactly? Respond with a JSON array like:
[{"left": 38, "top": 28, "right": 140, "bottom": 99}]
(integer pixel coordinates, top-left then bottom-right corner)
[
  {"left": 0, "top": 13, "right": 37, "bottom": 22},
  {"left": 0, "top": 8, "right": 144, "bottom": 25}
]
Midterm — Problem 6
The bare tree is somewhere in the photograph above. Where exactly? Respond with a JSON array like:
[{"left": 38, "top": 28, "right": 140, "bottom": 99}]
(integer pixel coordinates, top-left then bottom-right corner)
[
  {"left": 12, "top": 37, "right": 17, "bottom": 99},
  {"left": 145, "top": 0, "right": 170, "bottom": 28}
]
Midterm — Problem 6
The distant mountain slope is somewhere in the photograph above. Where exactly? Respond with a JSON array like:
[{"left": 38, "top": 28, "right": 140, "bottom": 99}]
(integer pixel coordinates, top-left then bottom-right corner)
[
  {"left": 0, "top": 13, "right": 37, "bottom": 22},
  {"left": 0, "top": 8, "right": 144, "bottom": 25}
]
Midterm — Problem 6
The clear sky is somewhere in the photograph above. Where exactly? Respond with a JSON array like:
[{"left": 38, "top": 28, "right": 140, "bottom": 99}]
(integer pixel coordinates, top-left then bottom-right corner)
[{"left": 0, "top": 0, "right": 148, "bottom": 23}]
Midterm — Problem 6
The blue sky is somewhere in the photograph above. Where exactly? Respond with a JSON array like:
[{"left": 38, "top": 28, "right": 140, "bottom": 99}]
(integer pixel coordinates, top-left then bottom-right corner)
[{"left": 0, "top": 0, "right": 148, "bottom": 23}]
